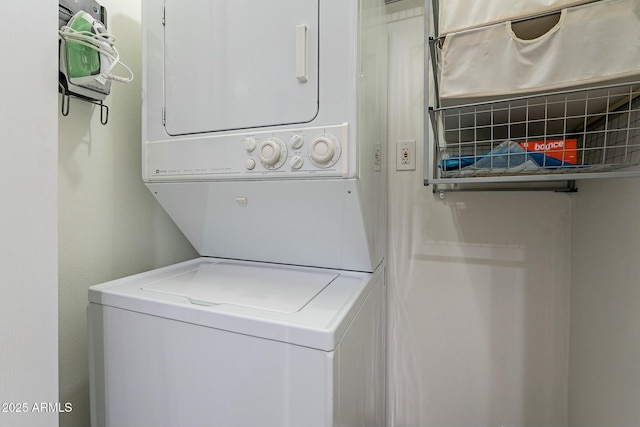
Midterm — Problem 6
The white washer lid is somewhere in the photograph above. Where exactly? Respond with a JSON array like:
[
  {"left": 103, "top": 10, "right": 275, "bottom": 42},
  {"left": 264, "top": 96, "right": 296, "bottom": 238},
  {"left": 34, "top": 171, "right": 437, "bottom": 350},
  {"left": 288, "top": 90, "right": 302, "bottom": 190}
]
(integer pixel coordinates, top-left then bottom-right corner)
[
  {"left": 142, "top": 262, "right": 338, "bottom": 313},
  {"left": 89, "top": 258, "right": 379, "bottom": 350}
]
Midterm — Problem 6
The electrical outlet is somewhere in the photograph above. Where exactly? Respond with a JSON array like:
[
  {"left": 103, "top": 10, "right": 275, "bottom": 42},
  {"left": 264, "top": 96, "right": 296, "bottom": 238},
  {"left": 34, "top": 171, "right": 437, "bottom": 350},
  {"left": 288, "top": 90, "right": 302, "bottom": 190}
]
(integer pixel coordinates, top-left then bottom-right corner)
[{"left": 396, "top": 140, "right": 416, "bottom": 171}]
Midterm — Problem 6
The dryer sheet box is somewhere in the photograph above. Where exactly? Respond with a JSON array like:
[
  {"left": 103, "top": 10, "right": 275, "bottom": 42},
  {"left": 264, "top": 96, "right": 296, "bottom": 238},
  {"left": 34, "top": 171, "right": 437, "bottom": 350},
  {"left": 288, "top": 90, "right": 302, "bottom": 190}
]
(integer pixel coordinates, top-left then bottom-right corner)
[{"left": 519, "top": 138, "right": 578, "bottom": 165}]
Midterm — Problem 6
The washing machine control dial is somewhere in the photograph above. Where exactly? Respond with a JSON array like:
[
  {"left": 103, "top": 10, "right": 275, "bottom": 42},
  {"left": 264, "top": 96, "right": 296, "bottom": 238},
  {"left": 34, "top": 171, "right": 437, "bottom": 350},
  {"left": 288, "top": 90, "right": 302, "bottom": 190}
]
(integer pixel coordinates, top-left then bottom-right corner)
[
  {"left": 309, "top": 134, "right": 341, "bottom": 168},
  {"left": 259, "top": 138, "right": 287, "bottom": 169},
  {"left": 290, "top": 155, "right": 304, "bottom": 170},
  {"left": 290, "top": 134, "right": 304, "bottom": 150},
  {"left": 245, "top": 159, "right": 256, "bottom": 170},
  {"left": 244, "top": 137, "right": 257, "bottom": 152}
]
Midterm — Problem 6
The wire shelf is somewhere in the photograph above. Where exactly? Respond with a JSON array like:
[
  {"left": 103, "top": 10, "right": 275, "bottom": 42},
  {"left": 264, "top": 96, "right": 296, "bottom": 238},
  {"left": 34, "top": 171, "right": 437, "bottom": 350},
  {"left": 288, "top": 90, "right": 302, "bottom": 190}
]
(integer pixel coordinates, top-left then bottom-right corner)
[{"left": 429, "top": 81, "right": 640, "bottom": 183}]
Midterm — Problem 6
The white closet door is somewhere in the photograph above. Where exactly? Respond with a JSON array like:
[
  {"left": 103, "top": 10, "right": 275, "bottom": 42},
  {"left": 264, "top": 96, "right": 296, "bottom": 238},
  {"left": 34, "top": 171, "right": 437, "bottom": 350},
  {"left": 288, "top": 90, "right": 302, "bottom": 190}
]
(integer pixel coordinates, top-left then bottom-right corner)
[{"left": 163, "top": 0, "right": 319, "bottom": 135}]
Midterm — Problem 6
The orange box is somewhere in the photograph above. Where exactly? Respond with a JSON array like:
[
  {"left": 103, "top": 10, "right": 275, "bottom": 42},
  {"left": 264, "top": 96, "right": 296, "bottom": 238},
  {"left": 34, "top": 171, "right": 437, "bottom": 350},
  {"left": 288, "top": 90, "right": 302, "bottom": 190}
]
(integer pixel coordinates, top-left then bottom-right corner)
[{"left": 519, "top": 138, "right": 577, "bottom": 164}]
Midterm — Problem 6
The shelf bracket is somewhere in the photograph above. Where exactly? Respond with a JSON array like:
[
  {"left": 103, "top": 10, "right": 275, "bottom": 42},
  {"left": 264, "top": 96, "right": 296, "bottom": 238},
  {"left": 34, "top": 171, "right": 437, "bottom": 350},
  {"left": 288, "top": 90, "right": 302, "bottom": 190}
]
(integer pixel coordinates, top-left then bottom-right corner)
[{"left": 59, "top": 83, "right": 110, "bottom": 125}]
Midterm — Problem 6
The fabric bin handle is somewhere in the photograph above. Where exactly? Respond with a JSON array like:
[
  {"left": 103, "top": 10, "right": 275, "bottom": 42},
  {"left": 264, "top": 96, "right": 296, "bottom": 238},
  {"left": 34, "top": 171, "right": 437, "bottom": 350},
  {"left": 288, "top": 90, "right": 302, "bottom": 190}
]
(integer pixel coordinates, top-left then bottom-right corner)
[{"left": 506, "top": 9, "right": 567, "bottom": 44}]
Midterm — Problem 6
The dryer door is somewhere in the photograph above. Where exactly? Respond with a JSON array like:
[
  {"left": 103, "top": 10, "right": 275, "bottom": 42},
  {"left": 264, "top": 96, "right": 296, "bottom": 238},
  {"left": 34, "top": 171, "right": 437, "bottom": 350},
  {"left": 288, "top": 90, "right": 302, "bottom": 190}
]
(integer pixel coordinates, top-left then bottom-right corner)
[{"left": 163, "top": 0, "right": 319, "bottom": 136}]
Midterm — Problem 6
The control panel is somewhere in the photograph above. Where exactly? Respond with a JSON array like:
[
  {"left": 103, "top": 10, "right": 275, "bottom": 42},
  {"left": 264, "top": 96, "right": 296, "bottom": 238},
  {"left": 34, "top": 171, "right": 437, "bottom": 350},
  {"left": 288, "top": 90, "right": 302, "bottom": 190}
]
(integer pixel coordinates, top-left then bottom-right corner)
[
  {"left": 245, "top": 129, "right": 344, "bottom": 173},
  {"left": 147, "top": 123, "right": 349, "bottom": 181}
]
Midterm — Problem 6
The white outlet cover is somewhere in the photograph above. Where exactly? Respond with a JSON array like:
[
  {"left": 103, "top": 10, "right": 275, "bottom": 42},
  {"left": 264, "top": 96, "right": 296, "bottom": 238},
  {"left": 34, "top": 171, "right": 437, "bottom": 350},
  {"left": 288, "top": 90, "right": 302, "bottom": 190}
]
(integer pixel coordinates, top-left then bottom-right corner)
[{"left": 396, "top": 140, "right": 416, "bottom": 171}]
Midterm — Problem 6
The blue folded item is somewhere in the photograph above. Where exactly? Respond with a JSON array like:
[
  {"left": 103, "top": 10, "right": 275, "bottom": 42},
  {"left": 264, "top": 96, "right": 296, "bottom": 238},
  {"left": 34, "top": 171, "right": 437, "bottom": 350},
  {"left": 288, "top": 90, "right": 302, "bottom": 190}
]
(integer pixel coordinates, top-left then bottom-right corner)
[{"left": 440, "top": 140, "right": 578, "bottom": 171}]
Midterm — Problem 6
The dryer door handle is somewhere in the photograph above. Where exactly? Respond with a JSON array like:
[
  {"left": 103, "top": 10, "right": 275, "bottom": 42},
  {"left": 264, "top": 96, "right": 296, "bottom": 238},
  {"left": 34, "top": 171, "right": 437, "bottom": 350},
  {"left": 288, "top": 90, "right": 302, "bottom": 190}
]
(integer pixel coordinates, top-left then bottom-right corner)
[{"left": 296, "top": 24, "right": 308, "bottom": 83}]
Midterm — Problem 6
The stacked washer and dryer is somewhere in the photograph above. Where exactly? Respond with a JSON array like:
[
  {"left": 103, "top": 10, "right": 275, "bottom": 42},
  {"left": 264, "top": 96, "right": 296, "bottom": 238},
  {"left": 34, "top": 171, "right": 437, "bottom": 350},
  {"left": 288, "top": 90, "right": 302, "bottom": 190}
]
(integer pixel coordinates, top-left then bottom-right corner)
[{"left": 88, "top": 0, "right": 388, "bottom": 426}]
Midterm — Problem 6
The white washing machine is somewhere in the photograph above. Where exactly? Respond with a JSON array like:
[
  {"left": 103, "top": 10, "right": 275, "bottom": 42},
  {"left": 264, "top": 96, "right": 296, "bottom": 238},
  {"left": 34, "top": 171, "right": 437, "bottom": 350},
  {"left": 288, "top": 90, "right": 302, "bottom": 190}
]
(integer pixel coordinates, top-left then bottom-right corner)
[
  {"left": 89, "top": 0, "right": 388, "bottom": 425},
  {"left": 89, "top": 258, "right": 385, "bottom": 427}
]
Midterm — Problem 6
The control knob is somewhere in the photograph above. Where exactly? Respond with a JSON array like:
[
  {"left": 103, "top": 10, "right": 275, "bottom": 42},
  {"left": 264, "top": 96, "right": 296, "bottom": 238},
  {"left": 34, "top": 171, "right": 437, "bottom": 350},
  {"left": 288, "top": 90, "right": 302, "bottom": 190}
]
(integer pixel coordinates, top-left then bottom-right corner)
[
  {"left": 244, "top": 137, "right": 257, "bottom": 152},
  {"left": 290, "top": 134, "right": 304, "bottom": 150},
  {"left": 309, "top": 134, "right": 341, "bottom": 167},
  {"left": 259, "top": 138, "right": 287, "bottom": 169},
  {"left": 290, "top": 156, "right": 304, "bottom": 170}
]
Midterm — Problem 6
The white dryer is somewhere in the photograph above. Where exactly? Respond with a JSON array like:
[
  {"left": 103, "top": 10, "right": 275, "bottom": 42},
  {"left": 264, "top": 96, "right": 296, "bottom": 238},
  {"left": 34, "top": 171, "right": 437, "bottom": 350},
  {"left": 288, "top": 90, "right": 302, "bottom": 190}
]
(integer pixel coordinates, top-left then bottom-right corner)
[
  {"left": 89, "top": 0, "right": 388, "bottom": 426},
  {"left": 141, "top": 0, "right": 388, "bottom": 272}
]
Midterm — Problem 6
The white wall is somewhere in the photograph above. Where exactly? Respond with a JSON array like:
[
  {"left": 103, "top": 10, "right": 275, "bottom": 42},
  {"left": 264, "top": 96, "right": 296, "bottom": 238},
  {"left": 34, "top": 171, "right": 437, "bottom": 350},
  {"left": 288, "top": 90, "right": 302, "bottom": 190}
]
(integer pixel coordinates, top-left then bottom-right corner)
[
  {"left": 386, "top": 8, "right": 572, "bottom": 427},
  {"left": 0, "top": 1, "right": 59, "bottom": 427},
  {"left": 569, "top": 178, "right": 640, "bottom": 426},
  {"left": 57, "top": 1, "right": 197, "bottom": 426}
]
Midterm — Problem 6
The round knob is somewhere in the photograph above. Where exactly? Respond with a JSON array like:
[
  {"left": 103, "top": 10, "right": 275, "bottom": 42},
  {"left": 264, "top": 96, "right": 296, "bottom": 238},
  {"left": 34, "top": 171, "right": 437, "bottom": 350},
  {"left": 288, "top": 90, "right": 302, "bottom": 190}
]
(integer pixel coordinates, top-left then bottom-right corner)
[
  {"left": 244, "top": 137, "right": 256, "bottom": 152},
  {"left": 260, "top": 140, "right": 282, "bottom": 166},
  {"left": 245, "top": 159, "right": 256, "bottom": 170},
  {"left": 310, "top": 136, "right": 336, "bottom": 163},
  {"left": 258, "top": 138, "right": 287, "bottom": 169},
  {"left": 290, "top": 134, "right": 304, "bottom": 150},
  {"left": 290, "top": 156, "right": 304, "bottom": 170}
]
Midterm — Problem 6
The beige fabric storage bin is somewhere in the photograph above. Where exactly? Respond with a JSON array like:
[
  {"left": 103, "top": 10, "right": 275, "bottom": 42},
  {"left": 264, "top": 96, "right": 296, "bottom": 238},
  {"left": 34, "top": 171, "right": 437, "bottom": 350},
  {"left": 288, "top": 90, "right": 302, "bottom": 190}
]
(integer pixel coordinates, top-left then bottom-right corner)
[
  {"left": 439, "top": 0, "right": 640, "bottom": 105},
  {"left": 439, "top": 0, "right": 595, "bottom": 35}
]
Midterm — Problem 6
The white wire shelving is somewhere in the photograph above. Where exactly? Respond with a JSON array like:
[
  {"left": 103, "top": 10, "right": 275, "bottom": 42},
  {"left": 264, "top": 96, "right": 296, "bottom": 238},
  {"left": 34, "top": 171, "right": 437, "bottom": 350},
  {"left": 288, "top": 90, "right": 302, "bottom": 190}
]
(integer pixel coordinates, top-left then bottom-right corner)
[{"left": 424, "top": 0, "right": 640, "bottom": 192}]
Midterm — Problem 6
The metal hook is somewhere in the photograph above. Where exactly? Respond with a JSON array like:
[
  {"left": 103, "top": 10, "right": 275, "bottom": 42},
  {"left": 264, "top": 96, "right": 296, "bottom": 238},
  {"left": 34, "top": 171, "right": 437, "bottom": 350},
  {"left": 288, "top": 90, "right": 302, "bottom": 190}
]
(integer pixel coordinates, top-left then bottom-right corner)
[
  {"left": 59, "top": 83, "right": 71, "bottom": 116},
  {"left": 99, "top": 101, "right": 109, "bottom": 125},
  {"left": 58, "top": 82, "right": 109, "bottom": 125},
  {"left": 61, "top": 93, "right": 71, "bottom": 117}
]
